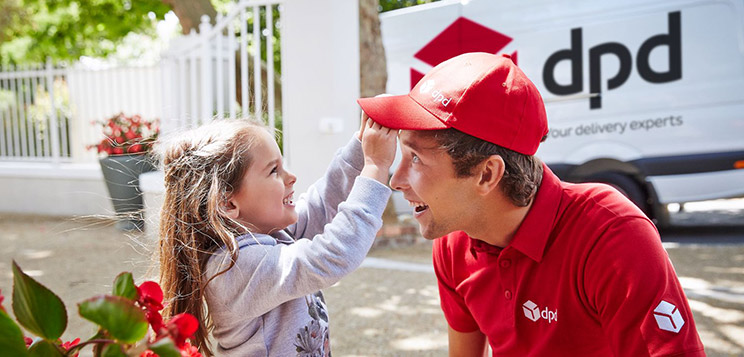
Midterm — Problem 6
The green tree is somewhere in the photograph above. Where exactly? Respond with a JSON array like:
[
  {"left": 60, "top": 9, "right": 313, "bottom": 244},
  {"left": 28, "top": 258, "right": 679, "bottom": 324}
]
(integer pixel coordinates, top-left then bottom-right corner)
[
  {"left": 379, "top": 0, "right": 439, "bottom": 12},
  {"left": 0, "top": 0, "right": 172, "bottom": 65}
]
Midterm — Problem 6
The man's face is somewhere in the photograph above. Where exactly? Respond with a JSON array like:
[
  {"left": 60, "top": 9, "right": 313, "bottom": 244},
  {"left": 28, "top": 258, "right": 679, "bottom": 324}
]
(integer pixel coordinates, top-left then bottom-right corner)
[{"left": 390, "top": 130, "right": 479, "bottom": 239}]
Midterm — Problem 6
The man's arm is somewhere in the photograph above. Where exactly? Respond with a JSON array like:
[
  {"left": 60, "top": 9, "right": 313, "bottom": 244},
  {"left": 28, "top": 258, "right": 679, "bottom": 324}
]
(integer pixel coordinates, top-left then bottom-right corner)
[{"left": 448, "top": 326, "right": 488, "bottom": 357}]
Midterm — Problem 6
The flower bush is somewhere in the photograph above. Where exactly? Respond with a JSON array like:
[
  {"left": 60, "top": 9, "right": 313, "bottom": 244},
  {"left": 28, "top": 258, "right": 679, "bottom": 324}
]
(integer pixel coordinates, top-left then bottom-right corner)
[
  {"left": 0, "top": 261, "right": 202, "bottom": 357},
  {"left": 88, "top": 112, "right": 159, "bottom": 156}
]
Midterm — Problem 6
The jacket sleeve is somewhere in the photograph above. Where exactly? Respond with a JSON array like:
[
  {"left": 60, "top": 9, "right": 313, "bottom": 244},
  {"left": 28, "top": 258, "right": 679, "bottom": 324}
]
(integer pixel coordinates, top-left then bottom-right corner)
[
  {"left": 583, "top": 217, "right": 705, "bottom": 356},
  {"left": 288, "top": 136, "right": 365, "bottom": 239},
  {"left": 206, "top": 176, "right": 391, "bottom": 319}
]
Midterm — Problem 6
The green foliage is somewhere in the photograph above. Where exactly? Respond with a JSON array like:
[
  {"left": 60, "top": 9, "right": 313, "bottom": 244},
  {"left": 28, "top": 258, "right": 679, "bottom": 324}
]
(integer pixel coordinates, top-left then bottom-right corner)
[
  {"left": 149, "top": 338, "right": 182, "bottom": 357},
  {"left": 0, "top": 310, "right": 29, "bottom": 356},
  {"left": 1, "top": 263, "right": 202, "bottom": 356},
  {"left": 28, "top": 339, "right": 65, "bottom": 356},
  {"left": 78, "top": 296, "right": 149, "bottom": 344},
  {"left": 379, "top": 0, "right": 441, "bottom": 12},
  {"left": 11, "top": 261, "right": 67, "bottom": 341},
  {"left": 111, "top": 273, "right": 138, "bottom": 301},
  {"left": 0, "top": 0, "right": 170, "bottom": 65},
  {"left": 101, "top": 343, "right": 127, "bottom": 357}
]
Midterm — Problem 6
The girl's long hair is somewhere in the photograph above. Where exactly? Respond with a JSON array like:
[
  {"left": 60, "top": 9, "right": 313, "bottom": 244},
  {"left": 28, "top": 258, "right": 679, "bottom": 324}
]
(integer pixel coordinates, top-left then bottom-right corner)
[{"left": 155, "top": 119, "right": 266, "bottom": 355}]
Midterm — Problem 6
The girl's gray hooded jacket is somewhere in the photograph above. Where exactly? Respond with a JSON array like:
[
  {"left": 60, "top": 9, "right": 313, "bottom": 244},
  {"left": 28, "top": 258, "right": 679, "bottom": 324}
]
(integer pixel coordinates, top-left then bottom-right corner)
[{"left": 205, "top": 137, "right": 391, "bottom": 356}]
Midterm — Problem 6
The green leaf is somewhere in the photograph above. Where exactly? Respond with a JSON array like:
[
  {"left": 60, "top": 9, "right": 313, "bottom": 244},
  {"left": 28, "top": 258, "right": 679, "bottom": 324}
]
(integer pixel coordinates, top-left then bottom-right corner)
[
  {"left": 148, "top": 337, "right": 181, "bottom": 357},
  {"left": 78, "top": 295, "right": 148, "bottom": 344},
  {"left": 101, "top": 343, "right": 127, "bottom": 357},
  {"left": 0, "top": 310, "right": 29, "bottom": 357},
  {"left": 11, "top": 261, "right": 67, "bottom": 340},
  {"left": 111, "top": 272, "right": 137, "bottom": 300},
  {"left": 28, "top": 339, "right": 64, "bottom": 356}
]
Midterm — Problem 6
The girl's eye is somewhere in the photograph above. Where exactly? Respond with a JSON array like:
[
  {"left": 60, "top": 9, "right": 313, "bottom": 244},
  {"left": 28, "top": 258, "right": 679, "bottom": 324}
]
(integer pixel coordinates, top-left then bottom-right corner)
[
  {"left": 270, "top": 166, "right": 279, "bottom": 175},
  {"left": 411, "top": 154, "right": 420, "bottom": 164}
]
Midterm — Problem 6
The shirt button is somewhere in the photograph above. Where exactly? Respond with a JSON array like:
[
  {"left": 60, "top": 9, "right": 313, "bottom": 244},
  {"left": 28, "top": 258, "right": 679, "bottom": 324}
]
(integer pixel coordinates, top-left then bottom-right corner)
[
  {"left": 500, "top": 260, "right": 511, "bottom": 268},
  {"left": 504, "top": 290, "right": 512, "bottom": 300}
]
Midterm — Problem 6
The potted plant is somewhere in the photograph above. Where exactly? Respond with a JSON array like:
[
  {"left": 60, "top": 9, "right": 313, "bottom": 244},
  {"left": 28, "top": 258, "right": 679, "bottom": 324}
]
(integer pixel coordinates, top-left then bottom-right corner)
[
  {"left": 89, "top": 113, "right": 159, "bottom": 231},
  {"left": 0, "top": 261, "right": 202, "bottom": 356}
]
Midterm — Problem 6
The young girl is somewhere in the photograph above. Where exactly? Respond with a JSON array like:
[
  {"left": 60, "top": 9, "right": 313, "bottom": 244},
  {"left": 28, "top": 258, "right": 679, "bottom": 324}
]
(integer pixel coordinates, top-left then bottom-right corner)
[{"left": 156, "top": 116, "right": 396, "bottom": 356}]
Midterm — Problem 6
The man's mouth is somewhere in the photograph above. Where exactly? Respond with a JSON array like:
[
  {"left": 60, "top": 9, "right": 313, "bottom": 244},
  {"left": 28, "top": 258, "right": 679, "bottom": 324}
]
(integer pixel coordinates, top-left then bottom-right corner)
[
  {"left": 283, "top": 192, "right": 294, "bottom": 206},
  {"left": 409, "top": 200, "right": 429, "bottom": 214}
]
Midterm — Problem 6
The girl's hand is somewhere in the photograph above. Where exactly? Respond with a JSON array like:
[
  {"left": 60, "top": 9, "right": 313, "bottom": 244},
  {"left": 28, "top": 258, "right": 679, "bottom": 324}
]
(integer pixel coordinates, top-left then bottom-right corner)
[
  {"left": 360, "top": 119, "right": 397, "bottom": 184},
  {"left": 357, "top": 111, "right": 369, "bottom": 141}
]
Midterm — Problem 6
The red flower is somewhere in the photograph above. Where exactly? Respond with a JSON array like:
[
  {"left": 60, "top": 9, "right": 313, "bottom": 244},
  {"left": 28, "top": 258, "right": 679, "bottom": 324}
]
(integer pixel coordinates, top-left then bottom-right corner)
[
  {"left": 146, "top": 309, "right": 164, "bottom": 333},
  {"left": 60, "top": 338, "right": 80, "bottom": 357},
  {"left": 140, "top": 350, "right": 158, "bottom": 357},
  {"left": 137, "top": 281, "right": 164, "bottom": 312},
  {"left": 180, "top": 341, "right": 202, "bottom": 357},
  {"left": 88, "top": 113, "right": 159, "bottom": 157},
  {"left": 24, "top": 337, "right": 33, "bottom": 347},
  {"left": 0, "top": 289, "right": 5, "bottom": 313},
  {"left": 165, "top": 313, "right": 198, "bottom": 349}
]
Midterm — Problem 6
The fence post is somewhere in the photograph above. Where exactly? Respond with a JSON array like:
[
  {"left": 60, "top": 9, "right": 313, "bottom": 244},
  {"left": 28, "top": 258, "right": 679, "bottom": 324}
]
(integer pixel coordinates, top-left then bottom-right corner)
[
  {"left": 200, "top": 15, "right": 213, "bottom": 123},
  {"left": 46, "top": 58, "right": 61, "bottom": 164}
]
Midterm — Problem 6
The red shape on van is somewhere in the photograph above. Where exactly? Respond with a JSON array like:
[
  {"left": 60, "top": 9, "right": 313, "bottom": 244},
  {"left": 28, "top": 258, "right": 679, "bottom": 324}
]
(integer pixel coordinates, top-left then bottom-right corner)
[{"left": 412, "top": 17, "right": 514, "bottom": 88}]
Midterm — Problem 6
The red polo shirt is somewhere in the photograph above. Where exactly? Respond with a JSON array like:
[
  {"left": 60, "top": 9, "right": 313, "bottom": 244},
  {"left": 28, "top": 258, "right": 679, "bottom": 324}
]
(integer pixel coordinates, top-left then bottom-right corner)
[{"left": 433, "top": 166, "right": 705, "bottom": 356}]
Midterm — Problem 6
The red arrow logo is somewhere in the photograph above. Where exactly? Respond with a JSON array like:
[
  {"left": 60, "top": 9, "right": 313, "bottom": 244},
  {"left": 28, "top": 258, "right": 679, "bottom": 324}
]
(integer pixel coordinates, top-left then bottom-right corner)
[{"left": 411, "top": 17, "right": 517, "bottom": 88}]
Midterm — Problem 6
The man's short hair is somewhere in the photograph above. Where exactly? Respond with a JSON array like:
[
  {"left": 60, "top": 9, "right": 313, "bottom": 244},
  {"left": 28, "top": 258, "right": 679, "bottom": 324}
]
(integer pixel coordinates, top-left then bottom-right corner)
[{"left": 426, "top": 128, "right": 543, "bottom": 207}]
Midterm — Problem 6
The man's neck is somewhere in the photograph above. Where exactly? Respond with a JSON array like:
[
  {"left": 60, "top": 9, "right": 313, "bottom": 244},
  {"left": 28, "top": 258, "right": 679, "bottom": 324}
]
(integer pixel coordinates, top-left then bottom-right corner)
[{"left": 464, "top": 197, "right": 533, "bottom": 248}]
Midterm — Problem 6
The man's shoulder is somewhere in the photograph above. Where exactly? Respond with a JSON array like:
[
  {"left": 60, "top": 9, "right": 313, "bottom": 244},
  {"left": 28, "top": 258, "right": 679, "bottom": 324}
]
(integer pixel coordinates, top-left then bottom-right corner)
[{"left": 559, "top": 180, "right": 649, "bottom": 224}]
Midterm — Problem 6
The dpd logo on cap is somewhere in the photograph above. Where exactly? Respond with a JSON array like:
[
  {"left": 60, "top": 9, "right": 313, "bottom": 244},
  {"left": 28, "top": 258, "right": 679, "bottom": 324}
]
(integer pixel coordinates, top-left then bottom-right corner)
[{"left": 419, "top": 80, "right": 435, "bottom": 94}]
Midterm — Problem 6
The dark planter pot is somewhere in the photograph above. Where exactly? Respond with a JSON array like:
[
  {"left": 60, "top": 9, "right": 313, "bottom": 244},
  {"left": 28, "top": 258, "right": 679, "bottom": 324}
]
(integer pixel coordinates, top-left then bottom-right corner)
[{"left": 99, "top": 154, "right": 157, "bottom": 231}]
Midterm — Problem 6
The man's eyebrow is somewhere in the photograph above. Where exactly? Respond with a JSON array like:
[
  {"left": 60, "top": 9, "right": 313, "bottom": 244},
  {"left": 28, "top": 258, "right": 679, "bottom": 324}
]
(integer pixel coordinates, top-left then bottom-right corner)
[{"left": 402, "top": 137, "right": 439, "bottom": 152}]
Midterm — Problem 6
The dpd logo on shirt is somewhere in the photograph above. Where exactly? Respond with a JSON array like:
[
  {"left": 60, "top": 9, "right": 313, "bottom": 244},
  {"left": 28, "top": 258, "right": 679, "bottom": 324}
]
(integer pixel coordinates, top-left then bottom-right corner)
[
  {"left": 522, "top": 300, "right": 558, "bottom": 323},
  {"left": 653, "top": 300, "right": 685, "bottom": 333}
]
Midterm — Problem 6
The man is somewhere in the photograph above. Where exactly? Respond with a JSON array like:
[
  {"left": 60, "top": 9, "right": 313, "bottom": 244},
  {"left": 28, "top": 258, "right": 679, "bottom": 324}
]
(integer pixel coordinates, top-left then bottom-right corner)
[{"left": 357, "top": 52, "right": 704, "bottom": 356}]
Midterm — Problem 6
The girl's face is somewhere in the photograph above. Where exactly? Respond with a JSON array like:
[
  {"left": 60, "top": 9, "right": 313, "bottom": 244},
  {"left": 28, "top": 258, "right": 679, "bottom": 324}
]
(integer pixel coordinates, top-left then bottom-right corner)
[{"left": 227, "top": 129, "right": 297, "bottom": 234}]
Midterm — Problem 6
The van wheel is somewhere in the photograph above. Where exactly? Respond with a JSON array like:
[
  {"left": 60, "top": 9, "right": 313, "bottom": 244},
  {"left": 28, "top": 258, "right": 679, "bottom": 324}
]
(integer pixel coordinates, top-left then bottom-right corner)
[{"left": 584, "top": 172, "right": 651, "bottom": 217}]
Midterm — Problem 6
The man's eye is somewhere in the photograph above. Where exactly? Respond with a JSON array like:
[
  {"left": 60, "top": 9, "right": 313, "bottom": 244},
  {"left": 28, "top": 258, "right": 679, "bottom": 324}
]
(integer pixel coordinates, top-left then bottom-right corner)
[{"left": 411, "top": 154, "right": 420, "bottom": 164}]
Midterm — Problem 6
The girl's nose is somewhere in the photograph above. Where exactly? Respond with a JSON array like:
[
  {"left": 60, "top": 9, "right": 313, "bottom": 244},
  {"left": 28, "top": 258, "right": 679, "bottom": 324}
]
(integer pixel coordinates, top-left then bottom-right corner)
[{"left": 285, "top": 170, "right": 297, "bottom": 186}]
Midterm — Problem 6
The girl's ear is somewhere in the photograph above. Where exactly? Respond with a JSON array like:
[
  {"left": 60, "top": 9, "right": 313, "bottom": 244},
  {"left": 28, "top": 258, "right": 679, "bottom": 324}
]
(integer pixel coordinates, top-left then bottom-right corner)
[
  {"left": 223, "top": 196, "right": 240, "bottom": 220},
  {"left": 475, "top": 155, "right": 505, "bottom": 196}
]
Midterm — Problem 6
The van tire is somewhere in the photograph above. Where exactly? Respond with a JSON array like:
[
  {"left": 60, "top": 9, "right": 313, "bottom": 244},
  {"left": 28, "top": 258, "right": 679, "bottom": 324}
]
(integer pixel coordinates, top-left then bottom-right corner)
[{"left": 584, "top": 172, "right": 651, "bottom": 218}]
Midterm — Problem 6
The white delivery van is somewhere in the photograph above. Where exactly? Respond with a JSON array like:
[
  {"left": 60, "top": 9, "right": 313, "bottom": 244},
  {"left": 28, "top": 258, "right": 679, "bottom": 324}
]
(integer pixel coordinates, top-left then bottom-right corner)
[{"left": 380, "top": 0, "right": 744, "bottom": 227}]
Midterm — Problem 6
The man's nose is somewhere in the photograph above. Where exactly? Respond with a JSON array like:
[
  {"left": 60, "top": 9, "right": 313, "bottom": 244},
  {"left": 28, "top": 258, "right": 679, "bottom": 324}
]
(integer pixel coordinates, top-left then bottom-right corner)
[{"left": 389, "top": 166, "right": 407, "bottom": 191}]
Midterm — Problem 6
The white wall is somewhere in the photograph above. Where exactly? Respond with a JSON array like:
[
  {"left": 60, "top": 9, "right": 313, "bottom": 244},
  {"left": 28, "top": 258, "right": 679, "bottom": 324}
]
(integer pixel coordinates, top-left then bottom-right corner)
[
  {"left": 0, "top": 164, "right": 111, "bottom": 216},
  {"left": 281, "top": 0, "right": 360, "bottom": 194}
]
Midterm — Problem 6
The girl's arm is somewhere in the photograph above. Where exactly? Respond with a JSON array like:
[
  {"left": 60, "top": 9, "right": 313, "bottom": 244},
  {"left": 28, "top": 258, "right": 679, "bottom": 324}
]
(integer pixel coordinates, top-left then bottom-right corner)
[
  {"left": 288, "top": 113, "right": 374, "bottom": 239},
  {"left": 207, "top": 176, "right": 391, "bottom": 319},
  {"left": 206, "top": 119, "right": 396, "bottom": 319}
]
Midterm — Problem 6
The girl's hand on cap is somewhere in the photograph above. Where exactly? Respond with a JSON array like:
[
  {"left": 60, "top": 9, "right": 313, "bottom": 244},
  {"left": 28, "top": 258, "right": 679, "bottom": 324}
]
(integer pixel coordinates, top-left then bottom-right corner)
[{"left": 360, "top": 120, "right": 397, "bottom": 184}]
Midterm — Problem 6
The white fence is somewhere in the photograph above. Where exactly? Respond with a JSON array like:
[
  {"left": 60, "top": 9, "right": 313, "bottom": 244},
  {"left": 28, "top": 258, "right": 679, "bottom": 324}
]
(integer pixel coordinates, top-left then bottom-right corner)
[
  {"left": 0, "top": 61, "right": 71, "bottom": 163},
  {"left": 161, "top": 1, "right": 282, "bottom": 137},
  {"left": 0, "top": 62, "right": 164, "bottom": 165}
]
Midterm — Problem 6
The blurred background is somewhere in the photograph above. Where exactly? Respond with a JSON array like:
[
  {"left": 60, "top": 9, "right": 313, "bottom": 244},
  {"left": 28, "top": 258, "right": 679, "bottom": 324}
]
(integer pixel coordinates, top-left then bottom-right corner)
[{"left": 0, "top": 0, "right": 742, "bottom": 355}]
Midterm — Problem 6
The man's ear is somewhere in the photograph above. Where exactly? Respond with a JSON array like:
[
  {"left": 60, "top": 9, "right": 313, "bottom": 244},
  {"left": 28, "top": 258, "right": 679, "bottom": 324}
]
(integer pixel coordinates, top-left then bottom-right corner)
[
  {"left": 223, "top": 195, "right": 240, "bottom": 220},
  {"left": 475, "top": 155, "right": 505, "bottom": 195}
]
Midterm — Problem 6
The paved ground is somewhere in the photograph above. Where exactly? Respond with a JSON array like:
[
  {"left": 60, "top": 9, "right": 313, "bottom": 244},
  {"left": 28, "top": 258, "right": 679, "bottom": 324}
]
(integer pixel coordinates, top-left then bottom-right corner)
[{"left": 1, "top": 199, "right": 743, "bottom": 356}]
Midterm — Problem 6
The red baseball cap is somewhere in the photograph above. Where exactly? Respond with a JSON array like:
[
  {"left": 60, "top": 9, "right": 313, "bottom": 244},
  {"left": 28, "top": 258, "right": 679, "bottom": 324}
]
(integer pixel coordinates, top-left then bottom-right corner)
[{"left": 357, "top": 52, "right": 548, "bottom": 155}]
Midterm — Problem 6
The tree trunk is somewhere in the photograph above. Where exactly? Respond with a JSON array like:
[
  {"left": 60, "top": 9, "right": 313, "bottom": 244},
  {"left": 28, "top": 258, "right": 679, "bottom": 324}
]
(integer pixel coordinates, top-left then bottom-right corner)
[
  {"left": 360, "top": 0, "right": 398, "bottom": 224},
  {"left": 359, "top": 0, "right": 388, "bottom": 98},
  {"left": 161, "top": 0, "right": 217, "bottom": 34}
]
